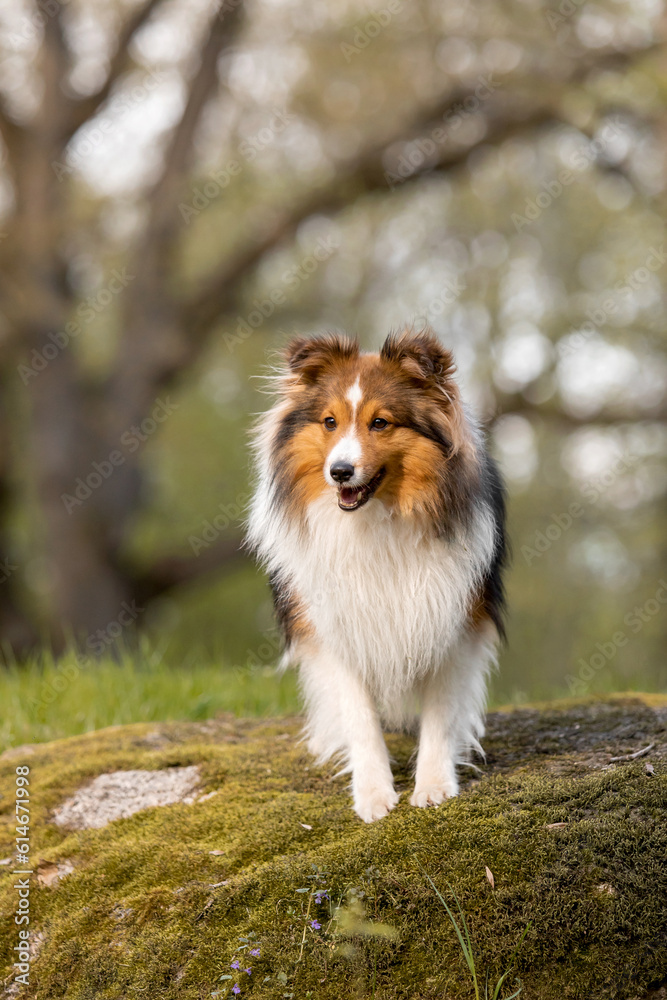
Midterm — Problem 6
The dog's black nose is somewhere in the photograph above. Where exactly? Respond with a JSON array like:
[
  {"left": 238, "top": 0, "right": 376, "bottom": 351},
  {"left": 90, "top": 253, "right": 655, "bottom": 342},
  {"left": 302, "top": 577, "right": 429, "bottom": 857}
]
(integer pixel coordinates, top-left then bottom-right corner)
[{"left": 330, "top": 461, "right": 355, "bottom": 483}]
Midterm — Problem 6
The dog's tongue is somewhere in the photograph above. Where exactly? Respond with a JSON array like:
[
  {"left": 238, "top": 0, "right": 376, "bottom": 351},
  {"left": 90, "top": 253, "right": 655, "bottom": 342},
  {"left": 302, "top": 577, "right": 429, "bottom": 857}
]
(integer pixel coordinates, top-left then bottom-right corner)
[{"left": 339, "top": 486, "right": 361, "bottom": 506}]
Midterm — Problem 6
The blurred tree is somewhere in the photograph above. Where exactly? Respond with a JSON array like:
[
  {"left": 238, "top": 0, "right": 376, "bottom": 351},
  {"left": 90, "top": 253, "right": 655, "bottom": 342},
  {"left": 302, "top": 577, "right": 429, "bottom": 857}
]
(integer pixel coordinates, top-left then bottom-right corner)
[{"left": 0, "top": 0, "right": 664, "bottom": 665}]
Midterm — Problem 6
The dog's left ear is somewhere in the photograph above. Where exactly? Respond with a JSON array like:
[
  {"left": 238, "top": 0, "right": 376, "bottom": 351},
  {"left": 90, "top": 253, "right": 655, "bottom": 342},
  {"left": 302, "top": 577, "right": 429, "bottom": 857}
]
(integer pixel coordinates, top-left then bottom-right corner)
[
  {"left": 380, "top": 328, "right": 457, "bottom": 395},
  {"left": 284, "top": 333, "right": 359, "bottom": 384},
  {"left": 381, "top": 328, "right": 466, "bottom": 456}
]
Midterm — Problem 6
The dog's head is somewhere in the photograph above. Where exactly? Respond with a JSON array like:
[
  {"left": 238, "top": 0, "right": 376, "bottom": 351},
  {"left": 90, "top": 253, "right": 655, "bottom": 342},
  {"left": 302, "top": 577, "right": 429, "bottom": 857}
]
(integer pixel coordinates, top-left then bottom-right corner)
[{"left": 268, "top": 328, "right": 476, "bottom": 520}]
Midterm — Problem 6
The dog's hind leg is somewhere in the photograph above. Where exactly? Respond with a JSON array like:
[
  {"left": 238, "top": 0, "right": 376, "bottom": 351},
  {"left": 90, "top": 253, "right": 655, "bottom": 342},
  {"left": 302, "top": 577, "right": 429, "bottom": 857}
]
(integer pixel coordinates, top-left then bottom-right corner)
[
  {"left": 411, "top": 623, "right": 498, "bottom": 808},
  {"left": 298, "top": 645, "right": 398, "bottom": 823}
]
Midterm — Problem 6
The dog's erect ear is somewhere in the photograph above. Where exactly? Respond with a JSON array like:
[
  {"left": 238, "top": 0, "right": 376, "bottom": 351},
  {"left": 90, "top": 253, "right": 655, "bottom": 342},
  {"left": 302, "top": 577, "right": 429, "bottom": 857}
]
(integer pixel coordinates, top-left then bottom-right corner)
[
  {"left": 284, "top": 334, "right": 359, "bottom": 384},
  {"left": 380, "top": 329, "right": 457, "bottom": 395},
  {"left": 381, "top": 328, "right": 465, "bottom": 455}
]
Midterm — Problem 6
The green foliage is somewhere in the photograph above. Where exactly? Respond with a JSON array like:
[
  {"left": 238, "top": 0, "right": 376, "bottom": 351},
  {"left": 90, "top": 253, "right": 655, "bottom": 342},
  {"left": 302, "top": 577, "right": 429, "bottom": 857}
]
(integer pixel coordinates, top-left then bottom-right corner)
[
  {"left": 1, "top": 697, "right": 665, "bottom": 999},
  {"left": 0, "top": 645, "right": 299, "bottom": 753}
]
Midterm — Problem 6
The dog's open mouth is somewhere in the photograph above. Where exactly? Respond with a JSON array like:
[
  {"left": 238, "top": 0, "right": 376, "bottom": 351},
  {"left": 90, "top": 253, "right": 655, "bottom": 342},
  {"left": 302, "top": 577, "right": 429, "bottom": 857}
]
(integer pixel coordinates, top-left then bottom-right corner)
[{"left": 338, "top": 469, "right": 385, "bottom": 511}]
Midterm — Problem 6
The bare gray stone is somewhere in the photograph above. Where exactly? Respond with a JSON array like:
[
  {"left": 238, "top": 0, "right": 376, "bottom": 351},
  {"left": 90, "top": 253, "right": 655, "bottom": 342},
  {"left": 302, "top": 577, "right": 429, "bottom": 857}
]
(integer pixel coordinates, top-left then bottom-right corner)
[{"left": 52, "top": 766, "right": 200, "bottom": 830}]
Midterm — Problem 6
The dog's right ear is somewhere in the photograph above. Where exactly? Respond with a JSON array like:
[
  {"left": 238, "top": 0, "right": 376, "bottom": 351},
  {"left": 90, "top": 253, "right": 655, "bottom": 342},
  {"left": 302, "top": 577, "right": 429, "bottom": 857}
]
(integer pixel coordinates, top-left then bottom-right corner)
[
  {"left": 380, "top": 328, "right": 457, "bottom": 394},
  {"left": 284, "top": 334, "right": 359, "bottom": 384}
]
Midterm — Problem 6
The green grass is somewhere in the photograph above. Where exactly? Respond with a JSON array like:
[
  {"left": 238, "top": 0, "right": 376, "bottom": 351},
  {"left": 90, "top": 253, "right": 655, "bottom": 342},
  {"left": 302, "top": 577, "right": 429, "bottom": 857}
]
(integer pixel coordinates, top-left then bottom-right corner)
[
  {"left": 0, "top": 642, "right": 300, "bottom": 752},
  {"left": 1, "top": 638, "right": 664, "bottom": 753},
  {"left": 419, "top": 862, "right": 528, "bottom": 999}
]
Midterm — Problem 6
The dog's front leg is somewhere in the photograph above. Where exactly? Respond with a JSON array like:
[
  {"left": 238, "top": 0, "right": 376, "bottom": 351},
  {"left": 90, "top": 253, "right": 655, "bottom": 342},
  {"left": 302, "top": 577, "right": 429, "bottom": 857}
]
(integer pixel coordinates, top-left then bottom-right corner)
[
  {"left": 411, "top": 667, "right": 460, "bottom": 807},
  {"left": 411, "top": 628, "right": 495, "bottom": 807},
  {"left": 347, "top": 688, "right": 399, "bottom": 823},
  {"left": 300, "top": 648, "right": 398, "bottom": 822}
]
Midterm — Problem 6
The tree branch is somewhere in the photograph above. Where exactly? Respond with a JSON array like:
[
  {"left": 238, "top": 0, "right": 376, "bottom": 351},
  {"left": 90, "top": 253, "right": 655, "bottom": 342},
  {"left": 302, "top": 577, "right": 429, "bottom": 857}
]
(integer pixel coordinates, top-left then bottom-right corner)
[
  {"left": 0, "top": 103, "right": 25, "bottom": 169},
  {"left": 182, "top": 104, "right": 556, "bottom": 344},
  {"left": 490, "top": 391, "right": 667, "bottom": 429},
  {"left": 98, "top": 38, "right": 661, "bottom": 567},
  {"left": 146, "top": 0, "right": 246, "bottom": 243},
  {"left": 132, "top": 535, "right": 247, "bottom": 604},
  {"left": 180, "top": 41, "right": 663, "bottom": 347},
  {"left": 66, "top": 0, "right": 165, "bottom": 138},
  {"left": 101, "top": 0, "right": 247, "bottom": 512}
]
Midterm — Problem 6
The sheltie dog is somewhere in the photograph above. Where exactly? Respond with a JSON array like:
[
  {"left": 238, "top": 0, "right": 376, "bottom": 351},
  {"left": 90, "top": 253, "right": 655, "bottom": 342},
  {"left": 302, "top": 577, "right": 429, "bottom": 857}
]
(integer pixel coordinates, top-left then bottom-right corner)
[{"left": 247, "top": 328, "right": 507, "bottom": 822}]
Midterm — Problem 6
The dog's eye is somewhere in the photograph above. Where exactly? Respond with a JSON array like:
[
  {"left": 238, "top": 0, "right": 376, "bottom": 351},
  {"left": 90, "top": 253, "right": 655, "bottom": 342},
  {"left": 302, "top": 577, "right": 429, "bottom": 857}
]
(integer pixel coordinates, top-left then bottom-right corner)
[
  {"left": 324, "top": 417, "right": 336, "bottom": 430},
  {"left": 371, "top": 417, "right": 389, "bottom": 430}
]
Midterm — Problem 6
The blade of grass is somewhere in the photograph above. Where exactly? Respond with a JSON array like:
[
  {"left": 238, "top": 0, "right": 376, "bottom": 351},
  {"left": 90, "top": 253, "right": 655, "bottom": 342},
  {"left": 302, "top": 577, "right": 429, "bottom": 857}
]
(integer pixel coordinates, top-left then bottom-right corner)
[
  {"left": 491, "top": 969, "right": 510, "bottom": 1000},
  {"left": 492, "top": 924, "right": 530, "bottom": 999},
  {"left": 416, "top": 862, "right": 479, "bottom": 998},
  {"left": 448, "top": 875, "right": 477, "bottom": 978},
  {"left": 418, "top": 861, "right": 529, "bottom": 1000}
]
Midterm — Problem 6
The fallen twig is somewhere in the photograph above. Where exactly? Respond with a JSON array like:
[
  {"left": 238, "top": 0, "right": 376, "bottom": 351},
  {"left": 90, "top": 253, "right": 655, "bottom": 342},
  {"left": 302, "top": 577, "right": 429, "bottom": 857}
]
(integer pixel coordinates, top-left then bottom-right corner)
[{"left": 609, "top": 743, "right": 655, "bottom": 763}]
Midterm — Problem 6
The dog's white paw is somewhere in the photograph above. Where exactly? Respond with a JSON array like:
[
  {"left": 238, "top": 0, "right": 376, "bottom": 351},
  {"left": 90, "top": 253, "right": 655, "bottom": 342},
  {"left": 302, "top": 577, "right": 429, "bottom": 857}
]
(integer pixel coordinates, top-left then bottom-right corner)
[
  {"left": 353, "top": 785, "right": 399, "bottom": 823},
  {"left": 410, "top": 782, "right": 458, "bottom": 809}
]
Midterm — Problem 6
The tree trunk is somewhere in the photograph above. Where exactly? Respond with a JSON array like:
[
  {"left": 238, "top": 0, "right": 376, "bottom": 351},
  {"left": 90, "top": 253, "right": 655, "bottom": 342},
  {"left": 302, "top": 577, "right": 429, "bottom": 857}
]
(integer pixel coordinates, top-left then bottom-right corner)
[{"left": 25, "top": 328, "right": 132, "bottom": 645}]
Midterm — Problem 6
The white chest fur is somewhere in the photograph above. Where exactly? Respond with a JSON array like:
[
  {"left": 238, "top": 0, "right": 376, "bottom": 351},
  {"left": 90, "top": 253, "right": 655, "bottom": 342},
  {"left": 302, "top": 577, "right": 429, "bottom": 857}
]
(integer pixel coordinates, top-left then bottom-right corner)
[{"left": 260, "top": 491, "right": 496, "bottom": 700}]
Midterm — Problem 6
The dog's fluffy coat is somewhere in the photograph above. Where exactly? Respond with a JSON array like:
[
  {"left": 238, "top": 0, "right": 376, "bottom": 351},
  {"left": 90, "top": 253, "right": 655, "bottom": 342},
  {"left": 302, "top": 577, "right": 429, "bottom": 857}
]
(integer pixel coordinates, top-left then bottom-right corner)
[{"left": 247, "top": 329, "right": 507, "bottom": 822}]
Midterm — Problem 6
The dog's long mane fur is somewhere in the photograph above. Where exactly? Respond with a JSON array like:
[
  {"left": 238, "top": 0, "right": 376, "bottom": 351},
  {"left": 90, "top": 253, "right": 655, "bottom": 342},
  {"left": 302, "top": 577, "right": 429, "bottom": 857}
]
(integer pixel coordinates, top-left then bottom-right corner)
[{"left": 246, "top": 328, "right": 507, "bottom": 820}]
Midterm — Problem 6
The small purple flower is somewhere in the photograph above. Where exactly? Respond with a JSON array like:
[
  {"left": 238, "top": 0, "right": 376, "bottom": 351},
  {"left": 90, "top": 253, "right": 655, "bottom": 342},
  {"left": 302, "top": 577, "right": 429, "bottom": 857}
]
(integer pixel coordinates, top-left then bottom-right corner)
[
  {"left": 245, "top": 968, "right": 252, "bottom": 976},
  {"left": 230, "top": 959, "right": 240, "bottom": 970},
  {"left": 232, "top": 986, "right": 241, "bottom": 996},
  {"left": 310, "top": 920, "right": 321, "bottom": 930},
  {"left": 249, "top": 948, "right": 260, "bottom": 957}
]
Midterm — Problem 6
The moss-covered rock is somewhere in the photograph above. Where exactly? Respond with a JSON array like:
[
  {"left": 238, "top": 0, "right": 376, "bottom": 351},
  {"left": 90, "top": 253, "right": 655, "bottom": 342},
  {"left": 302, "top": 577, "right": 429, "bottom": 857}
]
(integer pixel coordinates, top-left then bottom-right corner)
[{"left": 1, "top": 696, "right": 666, "bottom": 1000}]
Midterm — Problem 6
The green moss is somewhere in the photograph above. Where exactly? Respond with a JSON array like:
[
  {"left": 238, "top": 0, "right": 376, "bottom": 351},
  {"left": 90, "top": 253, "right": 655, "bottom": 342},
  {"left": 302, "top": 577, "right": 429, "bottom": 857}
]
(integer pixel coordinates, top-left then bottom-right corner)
[{"left": 1, "top": 697, "right": 666, "bottom": 999}]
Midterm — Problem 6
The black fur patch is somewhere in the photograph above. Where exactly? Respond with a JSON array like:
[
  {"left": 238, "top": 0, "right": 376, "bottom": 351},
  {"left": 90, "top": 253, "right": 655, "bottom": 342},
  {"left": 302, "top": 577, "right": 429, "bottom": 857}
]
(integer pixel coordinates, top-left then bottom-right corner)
[
  {"left": 272, "top": 405, "right": 316, "bottom": 455},
  {"left": 478, "top": 450, "right": 508, "bottom": 639},
  {"left": 269, "top": 570, "right": 299, "bottom": 647}
]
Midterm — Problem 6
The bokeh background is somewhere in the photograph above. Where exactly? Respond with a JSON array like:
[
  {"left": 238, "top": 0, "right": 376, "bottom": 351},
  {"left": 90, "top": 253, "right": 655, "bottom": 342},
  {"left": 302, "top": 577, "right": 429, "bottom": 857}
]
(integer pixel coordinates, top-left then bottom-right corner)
[{"left": 0, "top": 0, "right": 666, "bottom": 743}]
